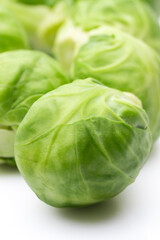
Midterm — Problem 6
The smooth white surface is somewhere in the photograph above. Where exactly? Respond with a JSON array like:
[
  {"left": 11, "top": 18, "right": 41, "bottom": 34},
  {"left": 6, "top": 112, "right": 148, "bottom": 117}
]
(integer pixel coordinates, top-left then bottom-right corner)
[{"left": 0, "top": 139, "right": 160, "bottom": 240}]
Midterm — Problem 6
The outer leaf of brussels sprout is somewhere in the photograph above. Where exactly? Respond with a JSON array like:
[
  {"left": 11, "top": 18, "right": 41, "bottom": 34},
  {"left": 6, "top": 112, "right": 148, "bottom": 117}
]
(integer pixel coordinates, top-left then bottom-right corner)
[
  {"left": 15, "top": 79, "right": 151, "bottom": 208},
  {"left": 72, "top": 27, "right": 160, "bottom": 141},
  {"left": 71, "top": 0, "right": 160, "bottom": 53},
  {"left": 0, "top": 50, "right": 69, "bottom": 162},
  {"left": 0, "top": 5, "right": 29, "bottom": 52}
]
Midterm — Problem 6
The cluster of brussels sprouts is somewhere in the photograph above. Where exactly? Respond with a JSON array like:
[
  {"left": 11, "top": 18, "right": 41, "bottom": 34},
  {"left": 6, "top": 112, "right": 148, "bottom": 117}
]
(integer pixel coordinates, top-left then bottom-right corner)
[{"left": 0, "top": 0, "right": 159, "bottom": 208}]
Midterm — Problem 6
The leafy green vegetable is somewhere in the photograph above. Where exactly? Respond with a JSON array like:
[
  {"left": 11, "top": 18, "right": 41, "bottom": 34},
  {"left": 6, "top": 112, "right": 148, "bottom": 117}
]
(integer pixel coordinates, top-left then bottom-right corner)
[
  {"left": 0, "top": 50, "right": 69, "bottom": 163},
  {"left": 0, "top": 0, "right": 157, "bottom": 207},
  {"left": 15, "top": 79, "right": 151, "bottom": 207},
  {"left": 71, "top": 27, "right": 160, "bottom": 141}
]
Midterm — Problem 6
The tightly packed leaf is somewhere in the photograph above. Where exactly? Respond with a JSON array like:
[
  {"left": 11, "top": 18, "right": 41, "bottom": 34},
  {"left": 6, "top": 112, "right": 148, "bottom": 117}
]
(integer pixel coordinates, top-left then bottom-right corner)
[
  {"left": 0, "top": 50, "right": 68, "bottom": 162},
  {"left": 15, "top": 79, "right": 152, "bottom": 207}
]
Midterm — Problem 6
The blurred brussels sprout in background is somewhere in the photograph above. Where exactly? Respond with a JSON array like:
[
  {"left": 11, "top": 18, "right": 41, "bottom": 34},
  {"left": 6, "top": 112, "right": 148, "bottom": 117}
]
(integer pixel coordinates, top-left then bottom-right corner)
[
  {"left": 0, "top": 5, "right": 29, "bottom": 53},
  {"left": 70, "top": 0, "right": 160, "bottom": 52},
  {"left": 0, "top": 0, "right": 70, "bottom": 53},
  {"left": 71, "top": 27, "right": 160, "bottom": 141},
  {"left": 15, "top": 79, "right": 151, "bottom": 207},
  {"left": 0, "top": 50, "right": 68, "bottom": 164},
  {"left": 54, "top": 0, "right": 160, "bottom": 71}
]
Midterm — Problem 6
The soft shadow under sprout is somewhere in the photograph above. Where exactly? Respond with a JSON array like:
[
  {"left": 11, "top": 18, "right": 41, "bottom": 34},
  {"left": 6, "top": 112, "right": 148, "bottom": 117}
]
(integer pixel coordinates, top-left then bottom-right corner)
[
  {"left": 147, "top": 139, "right": 160, "bottom": 165},
  {"left": 54, "top": 195, "right": 125, "bottom": 224},
  {"left": 0, "top": 164, "right": 18, "bottom": 175}
]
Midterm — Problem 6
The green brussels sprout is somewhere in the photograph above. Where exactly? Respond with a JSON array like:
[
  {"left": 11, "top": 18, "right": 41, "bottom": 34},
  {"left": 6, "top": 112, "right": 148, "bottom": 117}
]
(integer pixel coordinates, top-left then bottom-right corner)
[
  {"left": 0, "top": 50, "right": 69, "bottom": 164},
  {"left": 15, "top": 78, "right": 152, "bottom": 208},
  {"left": 70, "top": 0, "right": 160, "bottom": 52},
  {"left": 71, "top": 27, "right": 160, "bottom": 142},
  {"left": 0, "top": 5, "right": 29, "bottom": 53},
  {"left": 1, "top": 0, "right": 70, "bottom": 53}
]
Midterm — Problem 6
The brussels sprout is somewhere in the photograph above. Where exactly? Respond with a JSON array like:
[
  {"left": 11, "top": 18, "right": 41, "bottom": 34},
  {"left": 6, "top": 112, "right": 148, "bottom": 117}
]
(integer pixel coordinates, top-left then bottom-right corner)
[
  {"left": 0, "top": 50, "right": 69, "bottom": 164},
  {"left": 70, "top": 0, "right": 160, "bottom": 52},
  {"left": 0, "top": 5, "right": 28, "bottom": 53},
  {"left": 1, "top": 0, "right": 70, "bottom": 53},
  {"left": 15, "top": 78, "right": 152, "bottom": 208},
  {"left": 71, "top": 27, "right": 160, "bottom": 141}
]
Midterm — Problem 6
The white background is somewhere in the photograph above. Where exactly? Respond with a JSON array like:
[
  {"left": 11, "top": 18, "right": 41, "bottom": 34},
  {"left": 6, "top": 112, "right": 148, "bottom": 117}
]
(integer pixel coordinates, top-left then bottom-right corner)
[{"left": 0, "top": 139, "right": 160, "bottom": 240}]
